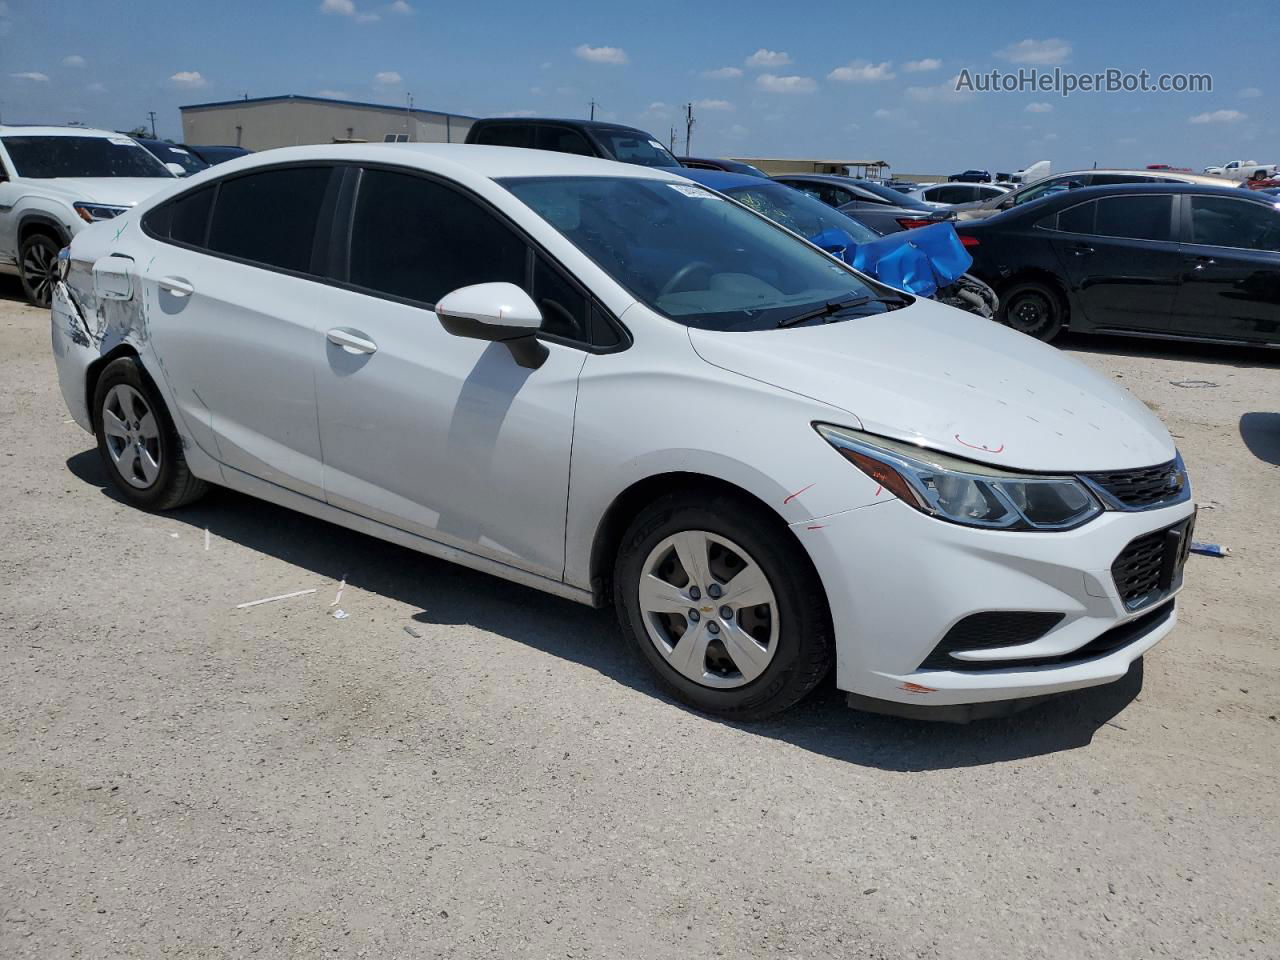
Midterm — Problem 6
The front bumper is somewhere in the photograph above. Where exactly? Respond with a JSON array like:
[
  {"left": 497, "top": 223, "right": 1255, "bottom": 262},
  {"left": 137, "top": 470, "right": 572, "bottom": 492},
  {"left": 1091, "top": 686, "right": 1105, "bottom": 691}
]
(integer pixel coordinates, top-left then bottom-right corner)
[{"left": 794, "top": 495, "right": 1196, "bottom": 710}]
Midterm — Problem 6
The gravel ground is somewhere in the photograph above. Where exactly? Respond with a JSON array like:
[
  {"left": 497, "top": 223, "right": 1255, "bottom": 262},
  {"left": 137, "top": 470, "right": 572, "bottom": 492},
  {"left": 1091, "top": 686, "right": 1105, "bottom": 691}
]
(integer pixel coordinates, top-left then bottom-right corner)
[{"left": 2, "top": 278, "right": 1278, "bottom": 959}]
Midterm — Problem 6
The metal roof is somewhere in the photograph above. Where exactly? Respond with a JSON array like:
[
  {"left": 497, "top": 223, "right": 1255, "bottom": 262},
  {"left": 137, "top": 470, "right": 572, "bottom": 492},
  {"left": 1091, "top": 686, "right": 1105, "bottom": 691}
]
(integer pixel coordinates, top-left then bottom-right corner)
[{"left": 179, "top": 93, "right": 476, "bottom": 120}]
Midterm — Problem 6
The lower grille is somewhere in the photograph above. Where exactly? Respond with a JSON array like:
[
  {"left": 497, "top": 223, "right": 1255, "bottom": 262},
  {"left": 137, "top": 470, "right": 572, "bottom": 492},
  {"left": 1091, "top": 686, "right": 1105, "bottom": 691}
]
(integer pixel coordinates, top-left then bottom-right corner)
[
  {"left": 1111, "top": 516, "right": 1193, "bottom": 610},
  {"left": 918, "top": 601, "right": 1174, "bottom": 673},
  {"left": 918, "top": 611, "right": 1064, "bottom": 670}
]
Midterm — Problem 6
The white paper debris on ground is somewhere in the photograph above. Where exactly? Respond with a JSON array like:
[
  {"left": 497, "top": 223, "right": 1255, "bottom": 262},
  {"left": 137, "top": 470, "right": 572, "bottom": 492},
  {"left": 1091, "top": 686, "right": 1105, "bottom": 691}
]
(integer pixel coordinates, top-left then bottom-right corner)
[
  {"left": 204, "top": 528, "right": 210, "bottom": 551},
  {"left": 235, "top": 588, "right": 317, "bottom": 610},
  {"left": 169, "top": 532, "right": 179, "bottom": 539},
  {"left": 404, "top": 625, "right": 423, "bottom": 639},
  {"left": 331, "top": 574, "right": 347, "bottom": 607},
  {"left": 333, "top": 609, "right": 350, "bottom": 620}
]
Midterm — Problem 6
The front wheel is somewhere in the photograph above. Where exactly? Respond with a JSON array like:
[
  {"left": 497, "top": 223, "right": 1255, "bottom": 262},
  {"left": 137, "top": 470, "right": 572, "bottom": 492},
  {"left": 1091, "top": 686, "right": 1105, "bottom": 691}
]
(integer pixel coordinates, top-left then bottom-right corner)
[
  {"left": 999, "top": 280, "right": 1065, "bottom": 341},
  {"left": 19, "top": 234, "right": 61, "bottom": 308},
  {"left": 92, "top": 357, "right": 208, "bottom": 510},
  {"left": 613, "top": 492, "right": 833, "bottom": 719}
]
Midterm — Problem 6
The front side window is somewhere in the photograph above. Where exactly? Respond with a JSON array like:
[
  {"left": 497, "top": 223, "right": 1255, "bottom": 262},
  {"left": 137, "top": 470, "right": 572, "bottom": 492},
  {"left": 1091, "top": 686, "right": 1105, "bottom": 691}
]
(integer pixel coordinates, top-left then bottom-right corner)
[
  {"left": 1189, "top": 197, "right": 1280, "bottom": 251},
  {"left": 502, "top": 176, "right": 883, "bottom": 332},
  {"left": 348, "top": 168, "right": 526, "bottom": 304},
  {"left": 1094, "top": 195, "right": 1173, "bottom": 241},
  {"left": 1016, "top": 176, "right": 1087, "bottom": 206},
  {"left": 1, "top": 135, "right": 172, "bottom": 178},
  {"left": 535, "top": 126, "right": 594, "bottom": 157},
  {"left": 207, "top": 166, "right": 333, "bottom": 273}
]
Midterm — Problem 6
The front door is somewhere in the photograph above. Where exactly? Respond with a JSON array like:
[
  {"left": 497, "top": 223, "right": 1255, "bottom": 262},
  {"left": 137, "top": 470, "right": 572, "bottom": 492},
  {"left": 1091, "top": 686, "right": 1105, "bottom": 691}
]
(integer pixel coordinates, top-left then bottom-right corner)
[
  {"left": 1171, "top": 194, "right": 1280, "bottom": 343},
  {"left": 1051, "top": 193, "right": 1182, "bottom": 333},
  {"left": 313, "top": 166, "right": 586, "bottom": 579}
]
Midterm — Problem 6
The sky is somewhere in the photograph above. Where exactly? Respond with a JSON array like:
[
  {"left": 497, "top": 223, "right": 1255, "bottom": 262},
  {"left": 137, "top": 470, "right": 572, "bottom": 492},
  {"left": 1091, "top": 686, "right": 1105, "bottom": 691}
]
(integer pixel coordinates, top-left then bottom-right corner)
[{"left": 0, "top": 0, "right": 1274, "bottom": 174}]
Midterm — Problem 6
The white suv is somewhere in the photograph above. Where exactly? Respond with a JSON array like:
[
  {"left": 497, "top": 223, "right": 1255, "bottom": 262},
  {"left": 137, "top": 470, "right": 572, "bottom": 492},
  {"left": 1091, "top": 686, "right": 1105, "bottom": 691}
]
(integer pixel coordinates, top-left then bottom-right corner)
[{"left": 0, "top": 126, "right": 177, "bottom": 306}]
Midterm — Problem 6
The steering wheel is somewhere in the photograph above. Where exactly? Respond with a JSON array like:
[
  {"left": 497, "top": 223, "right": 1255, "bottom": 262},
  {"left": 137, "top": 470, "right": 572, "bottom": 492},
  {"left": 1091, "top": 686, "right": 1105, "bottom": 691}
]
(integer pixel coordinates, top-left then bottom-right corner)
[{"left": 660, "top": 260, "right": 714, "bottom": 298}]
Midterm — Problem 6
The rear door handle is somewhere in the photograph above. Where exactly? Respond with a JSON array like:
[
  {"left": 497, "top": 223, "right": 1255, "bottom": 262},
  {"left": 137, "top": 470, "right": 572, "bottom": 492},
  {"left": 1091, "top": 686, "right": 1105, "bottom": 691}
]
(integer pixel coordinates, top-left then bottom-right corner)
[
  {"left": 326, "top": 327, "right": 378, "bottom": 355},
  {"left": 157, "top": 276, "right": 194, "bottom": 297},
  {"left": 1190, "top": 257, "right": 1216, "bottom": 271},
  {"left": 1070, "top": 244, "right": 1095, "bottom": 256}
]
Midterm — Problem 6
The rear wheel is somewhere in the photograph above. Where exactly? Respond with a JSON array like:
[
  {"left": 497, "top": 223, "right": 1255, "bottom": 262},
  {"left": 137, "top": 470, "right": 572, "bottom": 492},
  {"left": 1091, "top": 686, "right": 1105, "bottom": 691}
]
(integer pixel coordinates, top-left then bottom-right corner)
[
  {"left": 19, "top": 233, "right": 61, "bottom": 308},
  {"left": 614, "top": 491, "right": 833, "bottom": 719},
  {"left": 1000, "top": 280, "right": 1065, "bottom": 341},
  {"left": 92, "top": 357, "right": 208, "bottom": 510}
]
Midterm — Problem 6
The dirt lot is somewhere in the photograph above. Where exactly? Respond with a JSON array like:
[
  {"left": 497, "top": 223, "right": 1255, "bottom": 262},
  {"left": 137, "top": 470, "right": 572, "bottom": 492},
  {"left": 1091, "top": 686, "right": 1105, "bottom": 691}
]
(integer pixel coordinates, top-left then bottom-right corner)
[{"left": 2, "top": 277, "right": 1278, "bottom": 959}]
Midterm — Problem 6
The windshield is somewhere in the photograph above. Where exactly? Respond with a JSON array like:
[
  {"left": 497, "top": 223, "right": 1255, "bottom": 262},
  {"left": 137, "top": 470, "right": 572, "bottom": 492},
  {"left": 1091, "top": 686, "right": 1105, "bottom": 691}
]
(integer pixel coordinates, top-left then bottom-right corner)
[
  {"left": 723, "top": 182, "right": 880, "bottom": 245},
  {"left": 142, "top": 141, "right": 208, "bottom": 176},
  {"left": 1, "top": 135, "right": 174, "bottom": 178},
  {"left": 595, "top": 131, "right": 682, "bottom": 168},
  {"left": 502, "top": 176, "right": 882, "bottom": 331}
]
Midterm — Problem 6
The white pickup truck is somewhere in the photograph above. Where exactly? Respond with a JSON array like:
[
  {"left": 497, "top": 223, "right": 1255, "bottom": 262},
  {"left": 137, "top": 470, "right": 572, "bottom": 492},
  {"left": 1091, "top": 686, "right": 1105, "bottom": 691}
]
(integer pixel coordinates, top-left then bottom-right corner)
[{"left": 1202, "top": 159, "right": 1277, "bottom": 182}]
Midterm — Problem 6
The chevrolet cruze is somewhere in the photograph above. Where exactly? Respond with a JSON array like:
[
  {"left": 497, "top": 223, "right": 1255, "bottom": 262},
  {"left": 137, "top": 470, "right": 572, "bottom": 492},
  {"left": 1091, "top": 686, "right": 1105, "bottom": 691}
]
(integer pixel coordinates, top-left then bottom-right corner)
[{"left": 50, "top": 144, "right": 1195, "bottom": 721}]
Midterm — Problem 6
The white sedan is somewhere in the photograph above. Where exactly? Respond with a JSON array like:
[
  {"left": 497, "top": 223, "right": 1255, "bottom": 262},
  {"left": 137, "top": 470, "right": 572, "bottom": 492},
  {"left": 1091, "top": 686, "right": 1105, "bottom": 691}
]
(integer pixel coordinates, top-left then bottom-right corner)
[{"left": 50, "top": 144, "right": 1195, "bottom": 721}]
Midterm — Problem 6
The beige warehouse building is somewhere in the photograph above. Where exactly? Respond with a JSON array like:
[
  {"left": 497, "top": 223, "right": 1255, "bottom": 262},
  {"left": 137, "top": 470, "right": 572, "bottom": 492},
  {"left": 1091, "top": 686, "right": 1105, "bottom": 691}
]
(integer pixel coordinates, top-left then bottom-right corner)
[{"left": 179, "top": 94, "right": 475, "bottom": 151}]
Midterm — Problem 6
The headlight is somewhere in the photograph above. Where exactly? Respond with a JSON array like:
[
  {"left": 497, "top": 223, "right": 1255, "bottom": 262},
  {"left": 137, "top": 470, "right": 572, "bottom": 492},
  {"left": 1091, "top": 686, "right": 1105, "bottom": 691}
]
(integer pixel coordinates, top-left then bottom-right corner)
[
  {"left": 73, "top": 202, "right": 129, "bottom": 223},
  {"left": 816, "top": 424, "right": 1103, "bottom": 531}
]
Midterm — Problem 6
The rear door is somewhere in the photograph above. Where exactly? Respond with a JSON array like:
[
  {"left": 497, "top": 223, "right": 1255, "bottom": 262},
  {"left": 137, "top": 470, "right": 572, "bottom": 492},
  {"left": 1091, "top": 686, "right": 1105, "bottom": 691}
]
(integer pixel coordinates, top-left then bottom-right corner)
[
  {"left": 139, "top": 164, "right": 338, "bottom": 499},
  {"left": 1049, "top": 193, "right": 1182, "bottom": 332},
  {"left": 1171, "top": 194, "right": 1280, "bottom": 343}
]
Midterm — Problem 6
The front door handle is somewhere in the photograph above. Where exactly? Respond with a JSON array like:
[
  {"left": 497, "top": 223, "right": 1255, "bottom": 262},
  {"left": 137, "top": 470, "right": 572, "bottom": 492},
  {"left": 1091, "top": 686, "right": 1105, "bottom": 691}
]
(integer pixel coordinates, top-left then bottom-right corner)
[
  {"left": 326, "top": 327, "right": 378, "bottom": 355},
  {"left": 1070, "top": 244, "right": 1095, "bottom": 256},
  {"left": 157, "top": 276, "right": 194, "bottom": 297},
  {"left": 1190, "top": 257, "right": 1217, "bottom": 271}
]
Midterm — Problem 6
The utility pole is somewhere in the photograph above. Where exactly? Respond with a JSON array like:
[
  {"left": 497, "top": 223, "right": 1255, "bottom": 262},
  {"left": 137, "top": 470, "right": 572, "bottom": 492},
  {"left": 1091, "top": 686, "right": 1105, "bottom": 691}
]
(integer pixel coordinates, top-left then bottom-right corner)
[
  {"left": 669, "top": 126, "right": 677, "bottom": 153},
  {"left": 589, "top": 99, "right": 598, "bottom": 121},
  {"left": 147, "top": 111, "right": 157, "bottom": 139},
  {"left": 683, "top": 103, "right": 695, "bottom": 158}
]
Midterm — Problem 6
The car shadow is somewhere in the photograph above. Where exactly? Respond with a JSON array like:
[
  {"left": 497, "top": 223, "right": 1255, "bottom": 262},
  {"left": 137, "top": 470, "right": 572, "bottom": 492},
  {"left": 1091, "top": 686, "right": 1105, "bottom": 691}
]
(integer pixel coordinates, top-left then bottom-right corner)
[
  {"left": 1240, "top": 412, "right": 1280, "bottom": 465},
  {"left": 66, "top": 447, "right": 1142, "bottom": 772},
  {"left": 1058, "top": 331, "right": 1280, "bottom": 368},
  {"left": 1, "top": 275, "right": 26, "bottom": 303}
]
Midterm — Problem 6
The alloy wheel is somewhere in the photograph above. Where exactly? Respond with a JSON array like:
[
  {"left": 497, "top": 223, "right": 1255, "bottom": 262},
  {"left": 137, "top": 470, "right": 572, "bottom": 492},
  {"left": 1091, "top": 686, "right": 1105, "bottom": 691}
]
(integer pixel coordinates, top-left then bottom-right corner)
[
  {"left": 101, "top": 384, "right": 162, "bottom": 488},
  {"left": 22, "top": 239, "right": 59, "bottom": 308},
  {"left": 638, "top": 530, "right": 779, "bottom": 689}
]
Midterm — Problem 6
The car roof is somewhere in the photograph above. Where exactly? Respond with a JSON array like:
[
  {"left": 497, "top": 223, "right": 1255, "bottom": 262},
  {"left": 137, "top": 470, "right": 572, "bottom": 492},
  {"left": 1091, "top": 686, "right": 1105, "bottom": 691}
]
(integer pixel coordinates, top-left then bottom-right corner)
[
  {"left": 187, "top": 142, "right": 686, "bottom": 182},
  {"left": 1023, "top": 168, "right": 1234, "bottom": 188},
  {"left": 0, "top": 124, "right": 127, "bottom": 138},
  {"left": 971, "top": 181, "right": 1278, "bottom": 224},
  {"left": 677, "top": 168, "right": 772, "bottom": 191},
  {"left": 471, "top": 117, "right": 654, "bottom": 136}
]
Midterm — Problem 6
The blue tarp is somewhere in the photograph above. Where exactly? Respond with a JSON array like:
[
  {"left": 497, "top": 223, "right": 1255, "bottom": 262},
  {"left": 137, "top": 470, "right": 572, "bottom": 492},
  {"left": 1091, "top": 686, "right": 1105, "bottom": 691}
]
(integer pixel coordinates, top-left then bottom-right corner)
[{"left": 847, "top": 223, "right": 973, "bottom": 299}]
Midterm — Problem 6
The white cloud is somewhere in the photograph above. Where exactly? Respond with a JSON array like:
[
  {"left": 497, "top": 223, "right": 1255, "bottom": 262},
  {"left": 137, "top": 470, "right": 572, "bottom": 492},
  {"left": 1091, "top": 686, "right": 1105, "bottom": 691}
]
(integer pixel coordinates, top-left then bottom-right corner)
[
  {"left": 388, "top": 0, "right": 412, "bottom": 11},
  {"left": 498, "top": 109, "right": 538, "bottom": 117},
  {"left": 694, "top": 98, "right": 733, "bottom": 111},
  {"left": 996, "top": 38, "right": 1072, "bottom": 65},
  {"left": 1239, "top": 86, "right": 1262, "bottom": 98},
  {"left": 643, "top": 101, "right": 668, "bottom": 114},
  {"left": 316, "top": 89, "right": 353, "bottom": 99},
  {"left": 320, "top": 0, "right": 354, "bottom": 12},
  {"left": 86, "top": 82, "right": 106, "bottom": 93},
  {"left": 62, "top": 54, "right": 86, "bottom": 68},
  {"left": 1025, "top": 101, "right": 1053, "bottom": 113},
  {"left": 374, "top": 71, "right": 402, "bottom": 86},
  {"left": 170, "top": 71, "right": 207, "bottom": 88},
  {"left": 355, "top": 11, "right": 380, "bottom": 21},
  {"left": 10, "top": 71, "right": 50, "bottom": 82},
  {"left": 903, "top": 58, "right": 941, "bottom": 73},
  {"left": 828, "top": 60, "right": 894, "bottom": 83},
  {"left": 574, "top": 44, "right": 628, "bottom": 65},
  {"left": 745, "top": 48, "right": 790, "bottom": 68},
  {"left": 703, "top": 66, "right": 743, "bottom": 79},
  {"left": 1189, "top": 109, "right": 1246, "bottom": 124},
  {"left": 905, "top": 76, "right": 973, "bottom": 103},
  {"left": 873, "top": 108, "right": 895, "bottom": 119},
  {"left": 756, "top": 73, "right": 815, "bottom": 93}
]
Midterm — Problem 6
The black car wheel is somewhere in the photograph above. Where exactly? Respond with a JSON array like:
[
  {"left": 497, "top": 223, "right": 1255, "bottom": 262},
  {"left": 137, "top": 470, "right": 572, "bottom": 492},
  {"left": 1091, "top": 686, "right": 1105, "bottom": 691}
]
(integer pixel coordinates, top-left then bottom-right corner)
[
  {"left": 19, "top": 233, "right": 62, "bottom": 308},
  {"left": 1000, "top": 281, "right": 1065, "bottom": 341}
]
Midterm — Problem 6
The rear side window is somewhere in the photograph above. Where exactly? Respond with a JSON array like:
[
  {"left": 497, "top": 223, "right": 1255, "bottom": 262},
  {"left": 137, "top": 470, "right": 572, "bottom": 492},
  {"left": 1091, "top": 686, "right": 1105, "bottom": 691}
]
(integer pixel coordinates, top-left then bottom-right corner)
[
  {"left": 1189, "top": 197, "right": 1280, "bottom": 251},
  {"left": 472, "top": 124, "right": 531, "bottom": 148},
  {"left": 534, "top": 126, "right": 594, "bottom": 157},
  {"left": 207, "top": 166, "right": 333, "bottom": 273},
  {"left": 1094, "top": 195, "right": 1172, "bottom": 241},
  {"left": 145, "top": 185, "right": 215, "bottom": 245},
  {"left": 348, "top": 168, "right": 526, "bottom": 304}
]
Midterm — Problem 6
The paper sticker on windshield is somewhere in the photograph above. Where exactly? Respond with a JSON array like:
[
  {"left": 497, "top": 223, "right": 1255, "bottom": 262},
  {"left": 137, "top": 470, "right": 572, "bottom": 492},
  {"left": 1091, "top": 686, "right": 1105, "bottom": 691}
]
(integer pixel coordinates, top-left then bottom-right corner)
[
  {"left": 109, "top": 137, "right": 139, "bottom": 146},
  {"left": 667, "top": 183, "right": 715, "bottom": 199},
  {"left": 648, "top": 140, "right": 665, "bottom": 150},
  {"left": 170, "top": 147, "right": 191, "bottom": 155}
]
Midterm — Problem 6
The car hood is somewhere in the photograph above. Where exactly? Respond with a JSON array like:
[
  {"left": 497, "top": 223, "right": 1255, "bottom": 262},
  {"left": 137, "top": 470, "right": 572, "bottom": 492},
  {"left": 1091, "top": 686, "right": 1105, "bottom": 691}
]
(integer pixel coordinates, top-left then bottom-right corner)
[
  {"left": 687, "top": 297, "right": 1175, "bottom": 472},
  {"left": 27, "top": 177, "right": 175, "bottom": 207}
]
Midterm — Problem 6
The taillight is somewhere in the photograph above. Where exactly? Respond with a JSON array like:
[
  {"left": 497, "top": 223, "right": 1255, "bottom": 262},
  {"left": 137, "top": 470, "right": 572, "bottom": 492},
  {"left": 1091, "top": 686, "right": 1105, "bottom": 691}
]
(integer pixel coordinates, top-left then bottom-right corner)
[
  {"left": 959, "top": 234, "right": 980, "bottom": 247},
  {"left": 896, "top": 218, "right": 935, "bottom": 230}
]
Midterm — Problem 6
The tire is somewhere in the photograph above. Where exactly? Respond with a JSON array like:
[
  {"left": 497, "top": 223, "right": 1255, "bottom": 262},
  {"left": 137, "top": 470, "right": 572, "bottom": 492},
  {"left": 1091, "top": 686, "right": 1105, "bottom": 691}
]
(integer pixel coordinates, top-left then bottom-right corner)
[
  {"left": 613, "top": 490, "right": 833, "bottom": 720},
  {"left": 999, "top": 280, "right": 1065, "bottom": 341},
  {"left": 19, "top": 233, "right": 61, "bottom": 308},
  {"left": 92, "top": 357, "right": 208, "bottom": 510}
]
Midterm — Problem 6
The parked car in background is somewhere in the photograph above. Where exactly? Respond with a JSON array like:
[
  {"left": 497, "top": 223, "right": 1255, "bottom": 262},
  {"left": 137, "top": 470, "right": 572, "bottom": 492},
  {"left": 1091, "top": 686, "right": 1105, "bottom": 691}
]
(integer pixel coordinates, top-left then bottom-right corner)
[
  {"left": 679, "top": 168, "right": 998, "bottom": 317},
  {"left": 185, "top": 145, "right": 251, "bottom": 165},
  {"left": 51, "top": 143, "right": 1194, "bottom": 722},
  {"left": 1202, "top": 159, "right": 1277, "bottom": 182},
  {"left": 466, "top": 117, "right": 682, "bottom": 168},
  {"left": 134, "top": 138, "right": 210, "bottom": 177},
  {"left": 680, "top": 156, "right": 769, "bottom": 178},
  {"left": 771, "top": 173, "right": 954, "bottom": 233},
  {"left": 956, "top": 182, "right": 1280, "bottom": 345},
  {"left": 949, "top": 169, "right": 992, "bottom": 183},
  {"left": 0, "top": 124, "right": 176, "bottom": 305},
  {"left": 910, "top": 182, "right": 1011, "bottom": 206},
  {"left": 953, "top": 168, "right": 1243, "bottom": 221}
]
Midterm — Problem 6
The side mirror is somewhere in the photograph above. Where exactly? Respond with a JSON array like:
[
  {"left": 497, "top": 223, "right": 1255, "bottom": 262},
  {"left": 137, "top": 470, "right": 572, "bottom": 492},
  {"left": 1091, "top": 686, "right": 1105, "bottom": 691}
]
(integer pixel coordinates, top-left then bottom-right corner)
[
  {"left": 435, "top": 281, "right": 548, "bottom": 369},
  {"left": 165, "top": 162, "right": 187, "bottom": 177}
]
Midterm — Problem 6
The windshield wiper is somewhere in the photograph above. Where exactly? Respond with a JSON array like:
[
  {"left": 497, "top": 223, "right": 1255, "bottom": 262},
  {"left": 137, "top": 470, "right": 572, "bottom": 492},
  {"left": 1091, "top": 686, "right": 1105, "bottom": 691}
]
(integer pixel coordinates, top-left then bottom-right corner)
[{"left": 777, "top": 293, "right": 905, "bottom": 328}]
